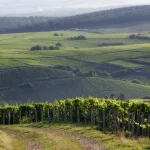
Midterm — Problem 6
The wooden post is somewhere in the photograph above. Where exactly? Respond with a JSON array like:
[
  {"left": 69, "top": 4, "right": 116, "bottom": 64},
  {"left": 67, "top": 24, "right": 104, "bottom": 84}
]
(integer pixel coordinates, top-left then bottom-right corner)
[
  {"left": 128, "top": 112, "right": 130, "bottom": 131},
  {"left": 141, "top": 112, "right": 144, "bottom": 136},
  {"left": 29, "top": 110, "right": 31, "bottom": 121},
  {"left": 114, "top": 111, "right": 117, "bottom": 132},
  {"left": 84, "top": 109, "right": 87, "bottom": 125},
  {"left": 77, "top": 107, "right": 80, "bottom": 123},
  {"left": 53, "top": 108, "right": 55, "bottom": 121},
  {"left": 137, "top": 112, "right": 140, "bottom": 136},
  {"left": 98, "top": 110, "right": 100, "bottom": 128},
  {"left": 35, "top": 109, "right": 37, "bottom": 122},
  {"left": 108, "top": 110, "right": 111, "bottom": 129},
  {"left": 64, "top": 107, "right": 66, "bottom": 121},
  {"left": 103, "top": 110, "right": 106, "bottom": 132},
  {"left": 132, "top": 112, "right": 135, "bottom": 135},
  {"left": 121, "top": 112, "right": 124, "bottom": 130},
  {"left": 41, "top": 109, "right": 43, "bottom": 122},
  {"left": 25, "top": 111, "right": 28, "bottom": 117},
  {"left": 13, "top": 111, "right": 15, "bottom": 124},
  {"left": 118, "top": 111, "right": 120, "bottom": 130},
  {"left": 19, "top": 110, "right": 22, "bottom": 124},
  {"left": 70, "top": 107, "right": 73, "bottom": 123},
  {"left": 3, "top": 113, "right": 5, "bottom": 125},
  {"left": 91, "top": 110, "right": 95, "bottom": 126},
  {"left": 47, "top": 109, "right": 50, "bottom": 122},
  {"left": 8, "top": 111, "right": 11, "bottom": 125},
  {"left": 148, "top": 113, "right": 150, "bottom": 124},
  {"left": 148, "top": 113, "right": 150, "bottom": 137},
  {"left": 58, "top": 107, "right": 60, "bottom": 121}
]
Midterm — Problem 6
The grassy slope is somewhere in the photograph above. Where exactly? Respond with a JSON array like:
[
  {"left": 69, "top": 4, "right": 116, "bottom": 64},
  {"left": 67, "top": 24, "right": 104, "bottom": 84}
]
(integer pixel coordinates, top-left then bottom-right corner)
[
  {"left": 1, "top": 124, "right": 149, "bottom": 150},
  {"left": 0, "top": 31, "right": 150, "bottom": 102},
  {"left": 0, "top": 129, "right": 27, "bottom": 150},
  {"left": 0, "top": 125, "right": 84, "bottom": 150}
]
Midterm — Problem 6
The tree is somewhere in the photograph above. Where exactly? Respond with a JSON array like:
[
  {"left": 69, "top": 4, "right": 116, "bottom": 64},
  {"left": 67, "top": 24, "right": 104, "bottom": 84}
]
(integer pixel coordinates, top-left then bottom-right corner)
[
  {"left": 55, "top": 42, "right": 62, "bottom": 47},
  {"left": 31, "top": 45, "right": 42, "bottom": 50},
  {"left": 117, "top": 93, "right": 125, "bottom": 100},
  {"left": 53, "top": 33, "right": 59, "bottom": 36},
  {"left": 43, "top": 46, "right": 49, "bottom": 50},
  {"left": 110, "top": 94, "right": 115, "bottom": 99},
  {"left": 54, "top": 46, "right": 60, "bottom": 50},
  {"left": 49, "top": 46, "right": 55, "bottom": 50}
]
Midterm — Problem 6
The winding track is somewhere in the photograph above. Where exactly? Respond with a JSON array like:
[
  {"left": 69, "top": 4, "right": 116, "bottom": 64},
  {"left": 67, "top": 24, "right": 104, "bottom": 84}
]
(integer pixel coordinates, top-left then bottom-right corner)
[{"left": 0, "top": 126, "right": 106, "bottom": 150}]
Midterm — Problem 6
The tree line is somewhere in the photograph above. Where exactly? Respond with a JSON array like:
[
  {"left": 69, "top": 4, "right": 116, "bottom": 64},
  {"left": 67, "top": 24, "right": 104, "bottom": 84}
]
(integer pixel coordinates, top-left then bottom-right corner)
[{"left": 0, "top": 5, "right": 150, "bottom": 33}]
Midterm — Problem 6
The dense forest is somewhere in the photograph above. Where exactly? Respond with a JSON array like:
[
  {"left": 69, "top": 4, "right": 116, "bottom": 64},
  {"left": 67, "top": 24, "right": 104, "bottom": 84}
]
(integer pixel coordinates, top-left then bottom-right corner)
[{"left": 1, "top": 5, "right": 150, "bottom": 33}]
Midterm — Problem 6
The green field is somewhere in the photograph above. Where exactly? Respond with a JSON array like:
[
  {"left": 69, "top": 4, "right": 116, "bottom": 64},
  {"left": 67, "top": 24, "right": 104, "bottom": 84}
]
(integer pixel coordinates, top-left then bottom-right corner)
[{"left": 0, "top": 31, "right": 150, "bottom": 103}]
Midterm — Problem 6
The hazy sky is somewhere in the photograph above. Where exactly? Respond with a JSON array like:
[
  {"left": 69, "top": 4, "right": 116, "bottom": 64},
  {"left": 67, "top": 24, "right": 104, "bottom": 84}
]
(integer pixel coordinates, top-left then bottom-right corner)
[{"left": 0, "top": 0, "right": 150, "bottom": 14}]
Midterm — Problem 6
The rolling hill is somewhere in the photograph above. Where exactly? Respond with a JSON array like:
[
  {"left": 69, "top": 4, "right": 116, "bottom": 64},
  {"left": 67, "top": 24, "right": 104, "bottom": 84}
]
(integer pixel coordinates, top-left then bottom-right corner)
[
  {"left": 0, "top": 31, "right": 150, "bottom": 103},
  {"left": 1, "top": 5, "right": 150, "bottom": 33}
]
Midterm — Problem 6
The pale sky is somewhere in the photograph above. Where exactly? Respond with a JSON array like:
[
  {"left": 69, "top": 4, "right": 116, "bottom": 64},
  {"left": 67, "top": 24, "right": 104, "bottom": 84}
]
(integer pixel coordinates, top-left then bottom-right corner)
[{"left": 0, "top": 0, "right": 150, "bottom": 15}]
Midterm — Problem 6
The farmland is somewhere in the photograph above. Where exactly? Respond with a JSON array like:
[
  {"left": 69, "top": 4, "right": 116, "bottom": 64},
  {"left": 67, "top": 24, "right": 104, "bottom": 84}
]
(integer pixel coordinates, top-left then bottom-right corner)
[{"left": 0, "top": 31, "right": 149, "bottom": 102}]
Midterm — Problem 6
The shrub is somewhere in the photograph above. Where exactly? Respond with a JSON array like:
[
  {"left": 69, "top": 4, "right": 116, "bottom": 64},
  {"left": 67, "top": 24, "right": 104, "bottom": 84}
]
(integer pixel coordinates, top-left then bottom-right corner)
[
  {"left": 54, "top": 46, "right": 60, "bottom": 50},
  {"left": 43, "top": 46, "right": 49, "bottom": 50},
  {"left": 53, "top": 33, "right": 59, "bottom": 36},
  {"left": 20, "top": 116, "right": 32, "bottom": 124},
  {"left": 49, "top": 46, "right": 55, "bottom": 50},
  {"left": 131, "top": 80, "right": 140, "bottom": 84},
  {"left": 55, "top": 42, "right": 62, "bottom": 47},
  {"left": 31, "top": 45, "right": 42, "bottom": 50}
]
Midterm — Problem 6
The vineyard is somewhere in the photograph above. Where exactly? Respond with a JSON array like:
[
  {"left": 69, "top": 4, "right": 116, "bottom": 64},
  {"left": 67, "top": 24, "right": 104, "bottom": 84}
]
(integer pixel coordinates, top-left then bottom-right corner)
[{"left": 0, "top": 98, "right": 150, "bottom": 137}]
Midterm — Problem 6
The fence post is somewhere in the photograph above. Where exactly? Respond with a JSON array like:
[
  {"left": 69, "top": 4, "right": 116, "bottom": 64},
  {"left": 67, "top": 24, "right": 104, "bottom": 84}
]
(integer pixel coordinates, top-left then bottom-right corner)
[
  {"left": 41, "top": 109, "right": 43, "bottom": 122},
  {"left": 148, "top": 113, "right": 150, "bottom": 138},
  {"left": 19, "top": 110, "right": 22, "bottom": 124},
  {"left": 77, "top": 107, "right": 80, "bottom": 123},
  {"left": 103, "top": 110, "right": 106, "bottom": 132},
  {"left": 13, "top": 111, "right": 15, "bottom": 124},
  {"left": 132, "top": 112, "right": 135, "bottom": 135},
  {"left": 118, "top": 111, "right": 120, "bottom": 130},
  {"left": 70, "top": 107, "right": 73, "bottom": 123},
  {"left": 64, "top": 107, "right": 67, "bottom": 122},
  {"left": 58, "top": 107, "right": 60, "bottom": 122},
  {"left": 114, "top": 111, "right": 117, "bottom": 132},
  {"left": 108, "top": 110, "right": 111, "bottom": 129},
  {"left": 98, "top": 110, "right": 100, "bottom": 128},
  {"left": 128, "top": 112, "right": 130, "bottom": 131},
  {"left": 47, "top": 109, "right": 50, "bottom": 122},
  {"left": 141, "top": 112, "right": 144, "bottom": 136},
  {"left": 91, "top": 110, "right": 95, "bottom": 126},
  {"left": 121, "top": 112, "right": 124, "bottom": 130},
  {"left": 53, "top": 108, "right": 55, "bottom": 121},
  {"left": 3, "top": 113, "right": 5, "bottom": 125},
  {"left": 29, "top": 110, "right": 31, "bottom": 121},
  {"left": 8, "top": 111, "right": 11, "bottom": 125},
  {"left": 35, "top": 109, "right": 37, "bottom": 122},
  {"left": 84, "top": 108, "right": 87, "bottom": 125},
  {"left": 137, "top": 112, "right": 140, "bottom": 136}
]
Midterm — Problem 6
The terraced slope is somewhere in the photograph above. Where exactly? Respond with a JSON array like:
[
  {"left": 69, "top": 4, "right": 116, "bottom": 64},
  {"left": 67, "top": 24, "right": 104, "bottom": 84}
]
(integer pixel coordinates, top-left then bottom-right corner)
[{"left": 0, "top": 31, "right": 150, "bottom": 102}]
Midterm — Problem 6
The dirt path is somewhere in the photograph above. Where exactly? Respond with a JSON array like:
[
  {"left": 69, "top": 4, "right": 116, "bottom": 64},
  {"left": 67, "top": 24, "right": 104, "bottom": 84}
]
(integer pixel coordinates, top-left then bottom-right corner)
[
  {"left": 31, "top": 127, "right": 107, "bottom": 150},
  {"left": 1, "top": 129, "right": 41, "bottom": 150}
]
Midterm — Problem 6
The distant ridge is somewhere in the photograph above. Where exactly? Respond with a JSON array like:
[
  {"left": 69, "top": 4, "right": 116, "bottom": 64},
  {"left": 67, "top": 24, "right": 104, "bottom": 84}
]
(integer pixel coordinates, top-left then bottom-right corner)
[{"left": 0, "top": 5, "right": 150, "bottom": 33}]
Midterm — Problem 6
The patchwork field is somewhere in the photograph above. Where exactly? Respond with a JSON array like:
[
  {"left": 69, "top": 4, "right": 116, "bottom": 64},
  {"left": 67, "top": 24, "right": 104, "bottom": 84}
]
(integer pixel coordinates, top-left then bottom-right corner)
[{"left": 0, "top": 31, "right": 149, "bottom": 103}]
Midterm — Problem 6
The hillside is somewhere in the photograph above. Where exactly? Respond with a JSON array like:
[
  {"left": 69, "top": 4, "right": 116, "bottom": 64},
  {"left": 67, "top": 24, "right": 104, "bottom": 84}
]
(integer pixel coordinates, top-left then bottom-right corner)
[
  {"left": 1, "top": 5, "right": 150, "bottom": 33},
  {"left": 0, "top": 31, "right": 150, "bottom": 103}
]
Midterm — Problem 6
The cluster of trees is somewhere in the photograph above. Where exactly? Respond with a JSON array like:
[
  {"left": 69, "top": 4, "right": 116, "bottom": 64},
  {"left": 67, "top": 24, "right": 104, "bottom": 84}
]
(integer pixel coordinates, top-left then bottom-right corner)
[
  {"left": 53, "top": 33, "right": 64, "bottom": 36},
  {"left": 30, "top": 43, "right": 62, "bottom": 51},
  {"left": 1, "top": 5, "right": 150, "bottom": 33},
  {"left": 68, "top": 35, "right": 86, "bottom": 40},
  {"left": 129, "top": 33, "right": 150, "bottom": 40},
  {"left": 97, "top": 42, "right": 124, "bottom": 47},
  {"left": 104, "top": 93, "right": 125, "bottom": 100}
]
